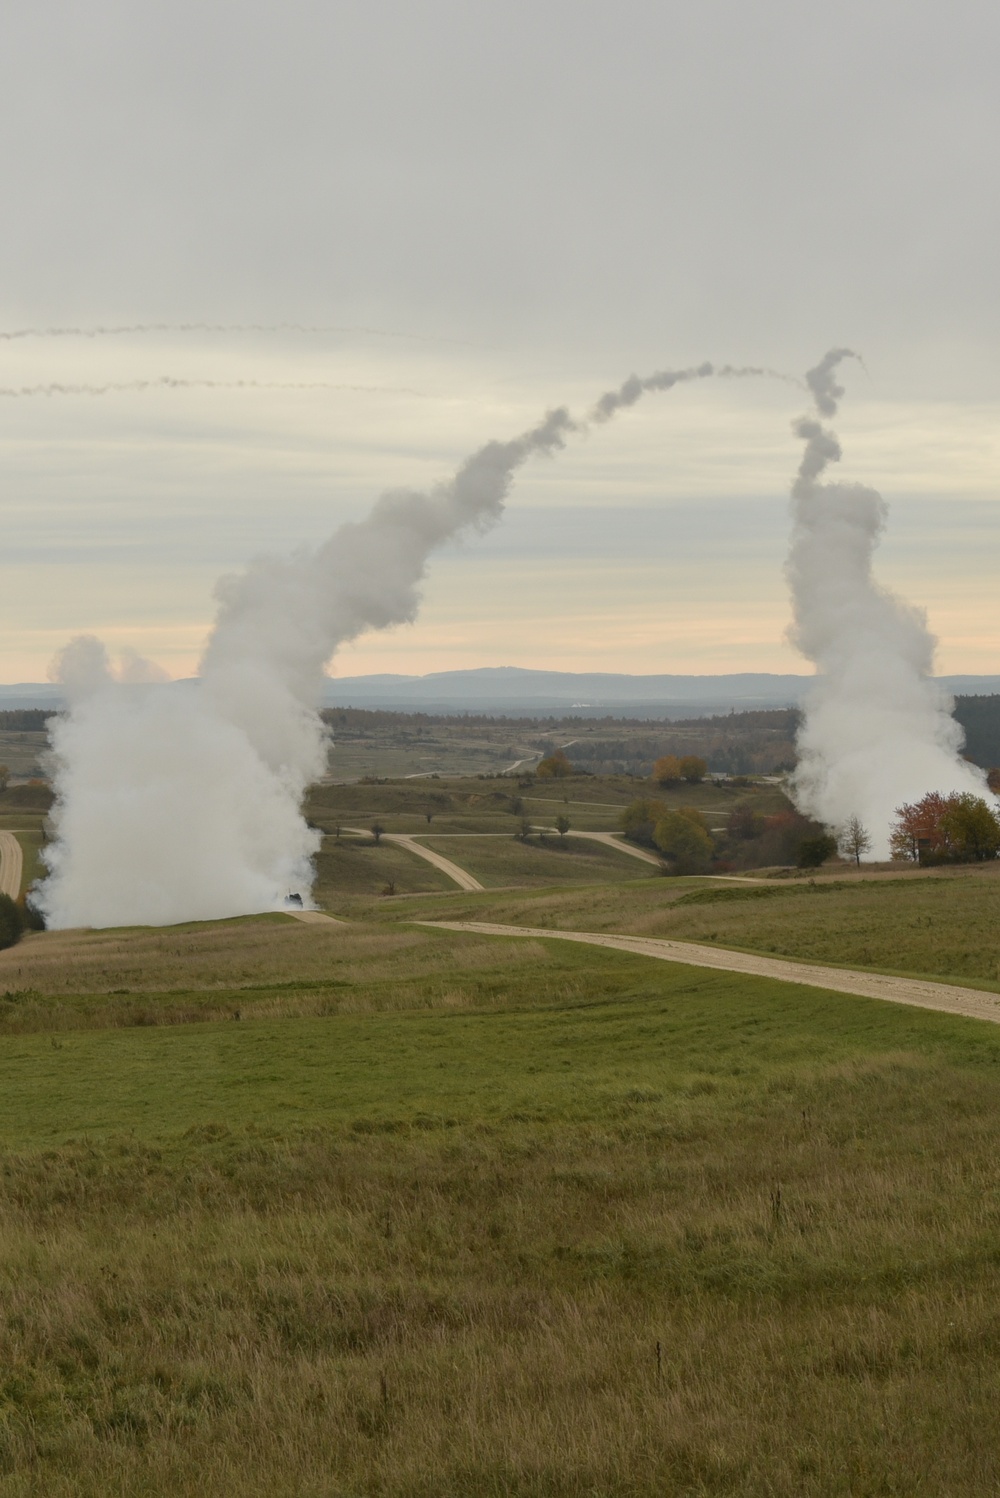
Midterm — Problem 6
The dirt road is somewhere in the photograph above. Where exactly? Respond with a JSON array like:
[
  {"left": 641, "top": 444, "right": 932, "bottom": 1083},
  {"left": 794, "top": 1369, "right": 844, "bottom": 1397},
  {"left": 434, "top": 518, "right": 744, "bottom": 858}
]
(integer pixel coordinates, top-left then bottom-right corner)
[
  {"left": 344, "top": 828, "right": 484, "bottom": 892},
  {"left": 0, "top": 832, "right": 23, "bottom": 899},
  {"left": 420, "top": 920, "right": 1000, "bottom": 1027}
]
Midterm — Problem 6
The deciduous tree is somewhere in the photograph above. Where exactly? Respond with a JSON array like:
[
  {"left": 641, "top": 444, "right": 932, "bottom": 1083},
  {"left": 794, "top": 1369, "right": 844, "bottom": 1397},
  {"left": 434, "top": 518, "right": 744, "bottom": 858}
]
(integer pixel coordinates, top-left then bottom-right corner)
[
  {"left": 652, "top": 755, "right": 683, "bottom": 785},
  {"left": 839, "top": 815, "right": 872, "bottom": 866},
  {"left": 536, "top": 749, "right": 572, "bottom": 778},
  {"left": 679, "top": 755, "right": 707, "bottom": 784},
  {"left": 891, "top": 791, "right": 1000, "bottom": 863}
]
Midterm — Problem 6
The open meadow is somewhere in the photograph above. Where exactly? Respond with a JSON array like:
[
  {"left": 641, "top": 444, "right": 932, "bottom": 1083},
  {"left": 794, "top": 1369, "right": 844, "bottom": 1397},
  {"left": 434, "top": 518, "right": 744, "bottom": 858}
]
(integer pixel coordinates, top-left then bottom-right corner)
[{"left": 0, "top": 771, "right": 999, "bottom": 1493}]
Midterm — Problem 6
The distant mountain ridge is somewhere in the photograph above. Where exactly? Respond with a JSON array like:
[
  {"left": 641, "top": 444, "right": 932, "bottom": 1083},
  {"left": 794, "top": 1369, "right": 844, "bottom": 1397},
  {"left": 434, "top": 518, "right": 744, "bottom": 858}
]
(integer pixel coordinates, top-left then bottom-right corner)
[{"left": 3, "top": 666, "right": 999, "bottom": 718}]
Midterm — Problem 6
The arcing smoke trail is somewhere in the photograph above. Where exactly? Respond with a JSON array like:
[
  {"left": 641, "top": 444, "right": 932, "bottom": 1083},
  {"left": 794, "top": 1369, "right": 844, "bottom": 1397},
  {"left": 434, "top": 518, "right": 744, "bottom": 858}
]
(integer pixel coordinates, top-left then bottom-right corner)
[
  {"left": 0, "top": 378, "right": 424, "bottom": 399},
  {"left": 42, "top": 363, "right": 752, "bottom": 928},
  {"left": 0, "top": 322, "right": 480, "bottom": 347},
  {"left": 786, "top": 350, "right": 994, "bottom": 857},
  {"left": 589, "top": 362, "right": 797, "bottom": 422}
]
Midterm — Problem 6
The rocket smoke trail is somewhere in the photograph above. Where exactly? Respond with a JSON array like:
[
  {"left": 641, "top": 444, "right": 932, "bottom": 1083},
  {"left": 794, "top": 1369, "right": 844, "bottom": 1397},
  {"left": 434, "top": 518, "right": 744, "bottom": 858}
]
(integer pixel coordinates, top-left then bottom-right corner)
[
  {"left": 39, "top": 362, "right": 760, "bottom": 928},
  {"left": 0, "top": 321, "right": 481, "bottom": 347},
  {"left": 0, "top": 378, "right": 425, "bottom": 399},
  {"left": 786, "top": 350, "right": 995, "bottom": 857}
]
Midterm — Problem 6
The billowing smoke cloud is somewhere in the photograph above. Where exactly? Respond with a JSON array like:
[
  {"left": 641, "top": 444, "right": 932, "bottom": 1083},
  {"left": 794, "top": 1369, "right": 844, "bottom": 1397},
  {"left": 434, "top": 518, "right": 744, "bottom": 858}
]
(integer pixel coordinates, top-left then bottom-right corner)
[
  {"left": 0, "top": 378, "right": 423, "bottom": 399},
  {"left": 786, "top": 350, "right": 993, "bottom": 857},
  {"left": 38, "top": 362, "right": 768, "bottom": 929}
]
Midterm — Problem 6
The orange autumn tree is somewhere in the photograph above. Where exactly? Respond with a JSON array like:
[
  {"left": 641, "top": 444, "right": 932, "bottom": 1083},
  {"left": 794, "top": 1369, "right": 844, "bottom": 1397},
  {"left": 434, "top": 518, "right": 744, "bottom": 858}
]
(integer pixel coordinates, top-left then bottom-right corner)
[{"left": 891, "top": 791, "right": 1000, "bottom": 863}]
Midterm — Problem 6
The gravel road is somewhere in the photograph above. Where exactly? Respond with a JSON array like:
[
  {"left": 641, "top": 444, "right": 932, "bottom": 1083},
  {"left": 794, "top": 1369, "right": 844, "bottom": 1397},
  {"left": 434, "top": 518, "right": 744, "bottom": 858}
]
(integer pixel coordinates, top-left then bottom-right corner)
[{"left": 420, "top": 920, "right": 1000, "bottom": 1027}]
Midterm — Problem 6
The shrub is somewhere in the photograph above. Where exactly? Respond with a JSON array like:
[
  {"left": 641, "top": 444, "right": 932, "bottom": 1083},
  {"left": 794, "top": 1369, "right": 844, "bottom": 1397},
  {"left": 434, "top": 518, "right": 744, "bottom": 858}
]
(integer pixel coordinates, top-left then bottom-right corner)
[
  {"left": 797, "top": 834, "right": 837, "bottom": 868},
  {"left": 0, "top": 894, "right": 24, "bottom": 950},
  {"left": 536, "top": 750, "right": 572, "bottom": 778},
  {"left": 891, "top": 792, "right": 1000, "bottom": 864},
  {"left": 619, "top": 797, "right": 667, "bottom": 848},
  {"left": 653, "top": 810, "right": 714, "bottom": 874}
]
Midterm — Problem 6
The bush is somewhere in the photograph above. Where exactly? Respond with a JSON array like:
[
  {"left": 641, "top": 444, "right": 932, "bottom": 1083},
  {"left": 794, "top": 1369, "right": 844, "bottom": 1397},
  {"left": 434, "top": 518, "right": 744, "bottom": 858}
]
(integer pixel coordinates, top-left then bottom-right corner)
[
  {"left": 653, "top": 810, "right": 714, "bottom": 874},
  {"left": 892, "top": 791, "right": 1000, "bottom": 864},
  {"left": 652, "top": 755, "right": 683, "bottom": 785},
  {"left": 536, "top": 750, "right": 572, "bottom": 778},
  {"left": 0, "top": 893, "right": 24, "bottom": 950},
  {"left": 620, "top": 797, "right": 667, "bottom": 848},
  {"left": 21, "top": 891, "right": 46, "bottom": 931},
  {"left": 797, "top": 834, "right": 838, "bottom": 868}
]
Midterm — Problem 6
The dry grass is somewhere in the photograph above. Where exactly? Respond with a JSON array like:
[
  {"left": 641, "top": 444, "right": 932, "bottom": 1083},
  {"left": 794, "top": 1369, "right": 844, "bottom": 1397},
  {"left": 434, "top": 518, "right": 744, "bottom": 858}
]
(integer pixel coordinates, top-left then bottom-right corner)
[{"left": 3, "top": 1042, "right": 1000, "bottom": 1494}]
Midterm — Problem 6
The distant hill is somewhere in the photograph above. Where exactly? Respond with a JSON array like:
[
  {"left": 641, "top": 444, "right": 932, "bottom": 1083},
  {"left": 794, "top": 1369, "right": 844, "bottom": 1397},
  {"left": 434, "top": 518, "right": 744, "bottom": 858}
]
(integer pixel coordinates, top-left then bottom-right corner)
[
  {"left": 319, "top": 668, "right": 1000, "bottom": 718},
  {"left": 3, "top": 667, "right": 1000, "bottom": 719}
]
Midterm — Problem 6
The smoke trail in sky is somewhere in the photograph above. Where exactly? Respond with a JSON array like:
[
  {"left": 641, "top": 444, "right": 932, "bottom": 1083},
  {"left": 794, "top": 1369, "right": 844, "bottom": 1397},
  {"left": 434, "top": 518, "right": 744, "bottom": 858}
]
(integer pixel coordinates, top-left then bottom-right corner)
[
  {"left": 38, "top": 361, "right": 763, "bottom": 929},
  {"left": 786, "top": 349, "right": 993, "bottom": 857},
  {"left": 589, "top": 362, "right": 796, "bottom": 422},
  {"left": 0, "top": 321, "right": 480, "bottom": 347},
  {"left": 0, "top": 378, "right": 425, "bottom": 399}
]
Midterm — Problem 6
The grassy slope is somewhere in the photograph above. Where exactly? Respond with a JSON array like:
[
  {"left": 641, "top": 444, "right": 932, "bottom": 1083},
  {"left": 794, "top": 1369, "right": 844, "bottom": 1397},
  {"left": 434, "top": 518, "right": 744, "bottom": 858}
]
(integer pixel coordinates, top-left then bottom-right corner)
[
  {"left": 0, "top": 919, "right": 999, "bottom": 1491},
  {"left": 419, "top": 833, "right": 649, "bottom": 887},
  {"left": 375, "top": 866, "right": 1000, "bottom": 989}
]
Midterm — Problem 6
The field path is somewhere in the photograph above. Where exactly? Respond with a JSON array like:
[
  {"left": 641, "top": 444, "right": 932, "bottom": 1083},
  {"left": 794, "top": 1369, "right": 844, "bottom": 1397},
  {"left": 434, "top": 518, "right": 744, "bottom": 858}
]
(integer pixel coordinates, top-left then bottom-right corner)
[
  {"left": 0, "top": 831, "right": 23, "bottom": 899},
  {"left": 344, "top": 828, "right": 484, "bottom": 892},
  {"left": 420, "top": 920, "right": 1000, "bottom": 1027},
  {"left": 563, "top": 830, "right": 663, "bottom": 866}
]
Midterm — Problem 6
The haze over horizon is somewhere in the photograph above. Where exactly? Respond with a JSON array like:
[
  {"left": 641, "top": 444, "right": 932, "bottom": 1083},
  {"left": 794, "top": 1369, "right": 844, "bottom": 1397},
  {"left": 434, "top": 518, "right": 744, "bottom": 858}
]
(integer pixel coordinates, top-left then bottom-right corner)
[{"left": 1, "top": 2, "right": 997, "bottom": 685}]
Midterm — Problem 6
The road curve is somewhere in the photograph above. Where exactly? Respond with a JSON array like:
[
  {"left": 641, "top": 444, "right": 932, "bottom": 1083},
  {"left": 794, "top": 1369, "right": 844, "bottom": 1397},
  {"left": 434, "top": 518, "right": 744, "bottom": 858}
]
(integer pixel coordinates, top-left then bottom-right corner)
[
  {"left": 418, "top": 920, "right": 1000, "bottom": 1028},
  {"left": 343, "top": 828, "right": 484, "bottom": 892},
  {"left": 0, "top": 832, "right": 23, "bottom": 899}
]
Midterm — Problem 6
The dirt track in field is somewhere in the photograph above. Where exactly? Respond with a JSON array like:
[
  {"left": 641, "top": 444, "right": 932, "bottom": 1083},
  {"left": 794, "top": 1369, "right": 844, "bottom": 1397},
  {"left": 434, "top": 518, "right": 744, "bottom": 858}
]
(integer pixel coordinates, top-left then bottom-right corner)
[
  {"left": 420, "top": 920, "right": 1000, "bottom": 1027},
  {"left": 0, "top": 832, "right": 23, "bottom": 899}
]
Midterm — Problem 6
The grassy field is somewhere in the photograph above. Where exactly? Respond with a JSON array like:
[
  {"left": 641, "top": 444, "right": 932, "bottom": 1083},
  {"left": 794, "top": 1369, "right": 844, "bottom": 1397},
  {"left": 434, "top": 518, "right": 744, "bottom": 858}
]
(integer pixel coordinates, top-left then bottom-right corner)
[
  {"left": 419, "top": 833, "right": 649, "bottom": 887},
  {"left": 371, "top": 864, "right": 1000, "bottom": 989},
  {"left": 0, "top": 805, "right": 48, "bottom": 897},
  {"left": 3, "top": 770, "right": 1000, "bottom": 1492},
  {"left": 2, "top": 911, "right": 1000, "bottom": 1492}
]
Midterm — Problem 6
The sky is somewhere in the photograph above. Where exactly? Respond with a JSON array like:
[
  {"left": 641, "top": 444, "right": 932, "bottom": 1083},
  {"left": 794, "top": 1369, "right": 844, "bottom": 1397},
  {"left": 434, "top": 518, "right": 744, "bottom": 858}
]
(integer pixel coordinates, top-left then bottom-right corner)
[{"left": 1, "top": 0, "right": 997, "bottom": 684}]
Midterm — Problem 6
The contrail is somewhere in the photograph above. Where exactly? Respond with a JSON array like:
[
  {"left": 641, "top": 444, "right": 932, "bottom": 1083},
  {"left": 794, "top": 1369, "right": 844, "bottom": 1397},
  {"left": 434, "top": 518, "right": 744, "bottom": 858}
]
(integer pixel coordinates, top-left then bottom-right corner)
[
  {"left": 37, "top": 357, "right": 771, "bottom": 930},
  {"left": 0, "top": 377, "right": 427, "bottom": 399},
  {"left": 0, "top": 321, "right": 483, "bottom": 347},
  {"left": 785, "top": 348, "right": 993, "bottom": 856}
]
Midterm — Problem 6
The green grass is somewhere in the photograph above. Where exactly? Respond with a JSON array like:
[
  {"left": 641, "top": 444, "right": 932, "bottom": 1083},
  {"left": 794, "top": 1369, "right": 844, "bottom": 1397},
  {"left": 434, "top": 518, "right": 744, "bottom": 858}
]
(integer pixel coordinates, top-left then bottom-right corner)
[
  {"left": 5, "top": 789, "right": 1000, "bottom": 1493},
  {"left": 9, "top": 937, "right": 992, "bottom": 1147},
  {"left": 373, "top": 865, "right": 1000, "bottom": 988},
  {"left": 3, "top": 918, "right": 1000, "bottom": 1491},
  {"left": 420, "top": 832, "right": 651, "bottom": 886},
  {"left": 312, "top": 835, "right": 456, "bottom": 899}
]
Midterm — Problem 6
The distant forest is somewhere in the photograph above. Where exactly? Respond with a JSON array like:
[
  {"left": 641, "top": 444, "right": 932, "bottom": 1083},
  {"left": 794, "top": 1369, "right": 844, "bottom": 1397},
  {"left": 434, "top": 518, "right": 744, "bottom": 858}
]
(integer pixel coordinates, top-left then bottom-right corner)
[
  {"left": 953, "top": 695, "right": 1000, "bottom": 769},
  {"left": 3, "top": 695, "right": 998, "bottom": 775}
]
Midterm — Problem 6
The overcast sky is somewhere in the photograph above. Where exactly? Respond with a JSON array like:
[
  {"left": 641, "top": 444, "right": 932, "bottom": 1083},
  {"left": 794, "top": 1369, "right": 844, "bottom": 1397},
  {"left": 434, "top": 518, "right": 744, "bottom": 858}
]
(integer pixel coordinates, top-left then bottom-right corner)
[{"left": 1, "top": 0, "right": 997, "bottom": 682}]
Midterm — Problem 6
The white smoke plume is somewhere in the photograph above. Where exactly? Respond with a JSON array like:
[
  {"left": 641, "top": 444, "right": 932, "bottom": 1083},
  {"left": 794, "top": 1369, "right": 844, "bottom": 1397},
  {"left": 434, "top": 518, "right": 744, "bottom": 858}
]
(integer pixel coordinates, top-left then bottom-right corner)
[
  {"left": 786, "top": 349, "right": 993, "bottom": 857},
  {"left": 38, "top": 361, "right": 769, "bottom": 929}
]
